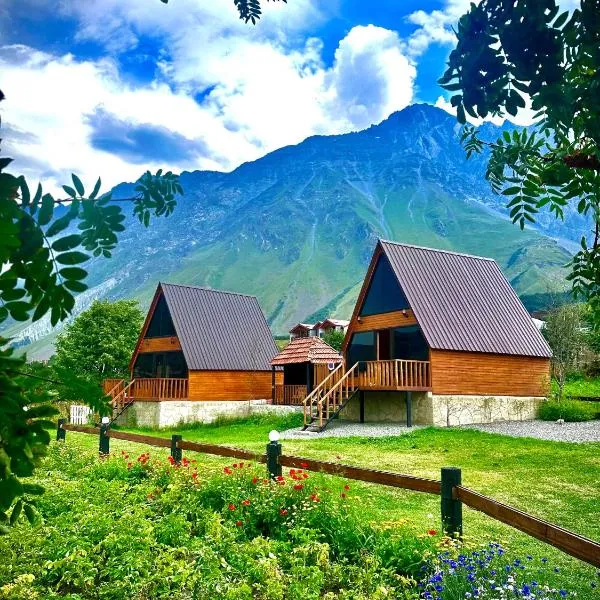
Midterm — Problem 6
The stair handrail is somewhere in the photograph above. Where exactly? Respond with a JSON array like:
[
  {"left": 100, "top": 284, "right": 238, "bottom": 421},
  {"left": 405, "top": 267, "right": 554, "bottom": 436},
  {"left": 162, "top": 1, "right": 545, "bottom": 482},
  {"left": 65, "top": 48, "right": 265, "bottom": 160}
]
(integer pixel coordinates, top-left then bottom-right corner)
[
  {"left": 316, "top": 362, "right": 360, "bottom": 427},
  {"left": 104, "top": 378, "right": 126, "bottom": 400},
  {"left": 303, "top": 362, "right": 344, "bottom": 426},
  {"left": 111, "top": 379, "right": 136, "bottom": 408}
]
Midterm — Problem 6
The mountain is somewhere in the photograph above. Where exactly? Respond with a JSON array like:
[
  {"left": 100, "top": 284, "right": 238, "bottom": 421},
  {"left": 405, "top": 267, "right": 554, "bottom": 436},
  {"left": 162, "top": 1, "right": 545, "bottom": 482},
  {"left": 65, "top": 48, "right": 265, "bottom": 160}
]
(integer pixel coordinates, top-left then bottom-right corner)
[{"left": 6, "top": 104, "right": 576, "bottom": 359}]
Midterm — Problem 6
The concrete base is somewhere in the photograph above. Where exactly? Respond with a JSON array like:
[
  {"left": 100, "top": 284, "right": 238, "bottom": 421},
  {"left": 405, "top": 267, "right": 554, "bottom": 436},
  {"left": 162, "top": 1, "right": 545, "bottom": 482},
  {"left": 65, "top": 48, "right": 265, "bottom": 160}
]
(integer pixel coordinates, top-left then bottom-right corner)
[
  {"left": 341, "top": 391, "right": 543, "bottom": 426},
  {"left": 116, "top": 399, "right": 302, "bottom": 429}
]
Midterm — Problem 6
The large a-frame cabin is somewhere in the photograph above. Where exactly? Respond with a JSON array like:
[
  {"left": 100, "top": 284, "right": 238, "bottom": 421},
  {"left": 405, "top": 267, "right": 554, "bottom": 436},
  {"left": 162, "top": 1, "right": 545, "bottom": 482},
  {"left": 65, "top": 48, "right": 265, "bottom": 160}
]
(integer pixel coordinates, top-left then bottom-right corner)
[
  {"left": 105, "top": 283, "right": 281, "bottom": 427},
  {"left": 303, "top": 240, "right": 551, "bottom": 430}
]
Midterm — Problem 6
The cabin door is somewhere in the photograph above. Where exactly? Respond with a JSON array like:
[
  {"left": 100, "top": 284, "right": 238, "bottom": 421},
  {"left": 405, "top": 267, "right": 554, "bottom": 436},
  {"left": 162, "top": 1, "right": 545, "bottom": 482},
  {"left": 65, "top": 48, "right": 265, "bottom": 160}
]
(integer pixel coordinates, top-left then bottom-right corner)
[{"left": 377, "top": 330, "right": 391, "bottom": 360}]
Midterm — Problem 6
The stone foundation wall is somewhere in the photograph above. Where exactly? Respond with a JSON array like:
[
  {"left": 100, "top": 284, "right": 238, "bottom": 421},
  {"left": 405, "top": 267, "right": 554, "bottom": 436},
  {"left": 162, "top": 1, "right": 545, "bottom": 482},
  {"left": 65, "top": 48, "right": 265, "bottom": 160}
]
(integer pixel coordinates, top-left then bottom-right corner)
[
  {"left": 430, "top": 394, "right": 543, "bottom": 427},
  {"left": 340, "top": 392, "right": 543, "bottom": 426},
  {"left": 116, "top": 400, "right": 301, "bottom": 429}
]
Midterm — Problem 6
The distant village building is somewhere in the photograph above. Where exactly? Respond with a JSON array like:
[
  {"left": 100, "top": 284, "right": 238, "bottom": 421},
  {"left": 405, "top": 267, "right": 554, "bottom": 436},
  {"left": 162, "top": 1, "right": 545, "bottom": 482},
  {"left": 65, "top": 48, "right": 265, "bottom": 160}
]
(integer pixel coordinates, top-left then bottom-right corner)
[{"left": 289, "top": 318, "right": 349, "bottom": 340}]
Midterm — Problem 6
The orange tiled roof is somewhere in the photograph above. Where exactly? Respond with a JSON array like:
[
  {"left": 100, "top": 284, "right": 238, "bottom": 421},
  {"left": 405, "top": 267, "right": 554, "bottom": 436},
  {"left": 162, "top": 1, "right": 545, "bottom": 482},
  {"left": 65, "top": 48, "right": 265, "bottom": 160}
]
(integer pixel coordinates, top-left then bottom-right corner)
[{"left": 271, "top": 337, "right": 343, "bottom": 366}]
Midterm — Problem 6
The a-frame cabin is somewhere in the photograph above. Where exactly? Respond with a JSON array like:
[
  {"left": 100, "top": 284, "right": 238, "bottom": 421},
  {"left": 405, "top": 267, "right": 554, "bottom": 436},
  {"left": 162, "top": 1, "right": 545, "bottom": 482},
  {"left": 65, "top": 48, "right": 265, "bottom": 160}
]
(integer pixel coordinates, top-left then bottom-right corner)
[
  {"left": 303, "top": 240, "right": 551, "bottom": 430},
  {"left": 104, "top": 283, "right": 282, "bottom": 426}
]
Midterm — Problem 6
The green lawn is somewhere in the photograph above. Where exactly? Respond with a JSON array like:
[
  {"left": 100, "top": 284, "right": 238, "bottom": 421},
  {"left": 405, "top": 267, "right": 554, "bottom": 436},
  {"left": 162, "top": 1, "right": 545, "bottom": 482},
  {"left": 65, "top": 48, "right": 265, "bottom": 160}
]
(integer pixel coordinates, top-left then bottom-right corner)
[
  {"left": 114, "top": 417, "right": 600, "bottom": 589},
  {"left": 4, "top": 417, "right": 598, "bottom": 597}
]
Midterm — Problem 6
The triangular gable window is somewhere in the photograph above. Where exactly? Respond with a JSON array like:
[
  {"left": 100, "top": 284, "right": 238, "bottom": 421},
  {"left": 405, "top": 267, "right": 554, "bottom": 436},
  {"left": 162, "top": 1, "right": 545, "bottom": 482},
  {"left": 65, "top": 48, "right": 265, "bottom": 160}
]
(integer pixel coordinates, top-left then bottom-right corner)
[
  {"left": 145, "top": 294, "right": 176, "bottom": 338},
  {"left": 360, "top": 254, "right": 410, "bottom": 316}
]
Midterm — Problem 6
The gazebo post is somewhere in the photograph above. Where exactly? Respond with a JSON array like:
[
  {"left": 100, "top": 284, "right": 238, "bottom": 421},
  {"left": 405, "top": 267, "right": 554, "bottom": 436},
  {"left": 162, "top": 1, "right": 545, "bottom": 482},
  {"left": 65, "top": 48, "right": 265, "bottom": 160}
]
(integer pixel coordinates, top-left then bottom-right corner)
[
  {"left": 271, "top": 366, "right": 276, "bottom": 404},
  {"left": 305, "top": 362, "right": 312, "bottom": 396}
]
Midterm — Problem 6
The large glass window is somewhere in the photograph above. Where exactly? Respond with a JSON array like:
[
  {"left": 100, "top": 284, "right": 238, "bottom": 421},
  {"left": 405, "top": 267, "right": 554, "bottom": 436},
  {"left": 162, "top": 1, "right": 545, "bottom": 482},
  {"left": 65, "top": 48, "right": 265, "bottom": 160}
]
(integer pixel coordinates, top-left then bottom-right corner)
[
  {"left": 145, "top": 295, "right": 176, "bottom": 338},
  {"left": 391, "top": 326, "right": 429, "bottom": 361},
  {"left": 346, "top": 331, "right": 376, "bottom": 366},
  {"left": 360, "top": 255, "right": 410, "bottom": 316},
  {"left": 133, "top": 351, "right": 188, "bottom": 378}
]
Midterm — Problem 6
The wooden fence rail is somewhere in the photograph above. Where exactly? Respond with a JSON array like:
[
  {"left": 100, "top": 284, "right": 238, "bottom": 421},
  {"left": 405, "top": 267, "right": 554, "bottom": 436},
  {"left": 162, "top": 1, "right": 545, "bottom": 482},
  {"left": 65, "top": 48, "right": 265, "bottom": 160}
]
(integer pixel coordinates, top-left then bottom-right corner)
[{"left": 57, "top": 421, "right": 600, "bottom": 568}]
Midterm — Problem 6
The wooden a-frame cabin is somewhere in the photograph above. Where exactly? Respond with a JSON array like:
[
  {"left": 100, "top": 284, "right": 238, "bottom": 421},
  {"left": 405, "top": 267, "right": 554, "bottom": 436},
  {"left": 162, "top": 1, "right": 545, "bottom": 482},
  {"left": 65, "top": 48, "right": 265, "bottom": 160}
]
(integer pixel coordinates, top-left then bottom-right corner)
[
  {"left": 104, "top": 283, "right": 282, "bottom": 427},
  {"left": 302, "top": 240, "right": 551, "bottom": 431}
]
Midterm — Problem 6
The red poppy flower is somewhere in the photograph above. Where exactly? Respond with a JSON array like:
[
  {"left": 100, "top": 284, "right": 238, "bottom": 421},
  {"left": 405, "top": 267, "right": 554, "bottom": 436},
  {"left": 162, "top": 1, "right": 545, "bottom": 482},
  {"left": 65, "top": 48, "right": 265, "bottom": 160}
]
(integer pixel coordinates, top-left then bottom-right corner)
[
  {"left": 224, "top": 467, "right": 232, "bottom": 475},
  {"left": 251, "top": 476, "right": 258, "bottom": 484},
  {"left": 192, "top": 472, "right": 198, "bottom": 479},
  {"left": 275, "top": 475, "right": 284, "bottom": 481},
  {"left": 293, "top": 484, "right": 303, "bottom": 491},
  {"left": 427, "top": 529, "right": 437, "bottom": 536},
  {"left": 233, "top": 463, "right": 238, "bottom": 469},
  {"left": 236, "top": 520, "right": 243, "bottom": 527},
  {"left": 341, "top": 493, "right": 346, "bottom": 499},
  {"left": 228, "top": 504, "right": 236, "bottom": 511},
  {"left": 127, "top": 462, "right": 132, "bottom": 469},
  {"left": 280, "top": 508, "right": 288, "bottom": 516},
  {"left": 300, "top": 462, "right": 308, "bottom": 468},
  {"left": 242, "top": 499, "right": 250, "bottom": 506},
  {"left": 239, "top": 462, "right": 244, "bottom": 468},
  {"left": 344, "top": 484, "right": 350, "bottom": 490}
]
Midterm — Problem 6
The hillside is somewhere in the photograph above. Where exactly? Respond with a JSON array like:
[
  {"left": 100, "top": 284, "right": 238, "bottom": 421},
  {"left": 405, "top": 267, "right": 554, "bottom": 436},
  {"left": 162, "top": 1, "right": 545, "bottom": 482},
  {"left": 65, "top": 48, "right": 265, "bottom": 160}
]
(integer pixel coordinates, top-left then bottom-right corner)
[{"left": 5, "top": 104, "right": 575, "bottom": 359}]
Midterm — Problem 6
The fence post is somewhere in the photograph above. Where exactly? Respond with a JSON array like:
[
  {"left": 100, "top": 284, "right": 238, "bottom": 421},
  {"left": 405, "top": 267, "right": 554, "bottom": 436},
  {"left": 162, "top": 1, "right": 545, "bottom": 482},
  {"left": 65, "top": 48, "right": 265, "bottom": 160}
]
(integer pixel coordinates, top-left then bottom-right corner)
[
  {"left": 441, "top": 467, "right": 462, "bottom": 537},
  {"left": 171, "top": 434, "right": 182, "bottom": 464},
  {"left": 99, "top": 418, "right": 110, "bottom": 456},
  {"left": 266, "top": 431, "right": 282, "bottom": 480},
  {"left": 56, "top": 418, "right": 66, "bottom": 442}
]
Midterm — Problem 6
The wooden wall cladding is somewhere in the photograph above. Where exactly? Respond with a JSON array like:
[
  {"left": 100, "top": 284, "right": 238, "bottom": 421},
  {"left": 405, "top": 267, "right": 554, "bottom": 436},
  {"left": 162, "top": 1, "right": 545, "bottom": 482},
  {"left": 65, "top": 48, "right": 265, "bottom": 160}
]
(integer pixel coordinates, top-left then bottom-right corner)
[
  {"left": 352, "top": 309, "right": 417, "bottom": 333},
  {"left": 188, "top": 370, "right": 283, "bottom": 401},
  {"left": 430, "top": 350, "right": 550, "bottom": 396},
  {"left": 139, "top": 336, "right": 182, "bottom": 353}
]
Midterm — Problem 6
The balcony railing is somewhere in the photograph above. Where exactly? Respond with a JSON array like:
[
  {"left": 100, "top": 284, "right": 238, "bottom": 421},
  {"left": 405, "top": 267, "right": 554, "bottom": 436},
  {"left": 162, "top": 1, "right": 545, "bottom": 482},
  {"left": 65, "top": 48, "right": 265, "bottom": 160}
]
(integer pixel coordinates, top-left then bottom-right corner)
[
  {"left": 274, "top": 384, "right": 307, "bottom": 405},
  {"left": 132, "top": 378, "right": 189, "bottom": 400},
  {"left": 358, "top": 359, "right": 431, "bottom": 390}
]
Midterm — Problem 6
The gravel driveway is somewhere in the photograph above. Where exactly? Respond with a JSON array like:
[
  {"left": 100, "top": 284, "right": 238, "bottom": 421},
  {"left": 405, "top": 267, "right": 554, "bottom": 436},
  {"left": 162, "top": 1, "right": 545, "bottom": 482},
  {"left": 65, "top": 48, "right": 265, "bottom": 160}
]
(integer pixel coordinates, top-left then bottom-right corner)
[
  {"left": 460, "top": 420, "right": 600, "bottom": 443},
  {"left": 280, "top": 419, "right": 600, "bottom": 442}
]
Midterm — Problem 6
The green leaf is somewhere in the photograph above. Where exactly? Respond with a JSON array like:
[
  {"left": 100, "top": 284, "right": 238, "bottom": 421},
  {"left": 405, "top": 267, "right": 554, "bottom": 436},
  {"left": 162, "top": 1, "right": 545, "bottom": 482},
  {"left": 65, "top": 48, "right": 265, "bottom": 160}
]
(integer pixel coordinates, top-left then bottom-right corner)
[
  {"left": 63, "top": 280, "right": 88, "bottom": 293},
  {"left": 23, "top": 503, "right": 38, "bottom": 525},
  {"left": 9, "top": 500, "right": 22, "bottom": 525},
  {"left": 22, "top": 483, "right": 44, "bottom": 496},
  {"left": 55, "top": 251, "right": 90, "bottom": 265},
  {"left": 0, "top": 477, "right": 24, "bottom": 511},
  {"left": 89, "top": 177, "right": 102, "bottom": 201},
  {"left": 58, "top": 267, "right": 87, "bottom": 280},
  {"left": 19, "top": 177, "right": 31, "bottom": 207},
  {"left": 52, "top": 234, "right": 82, "bottom": 252},
  {"left": 72, "top": 174, "right": 85, "bottom": 197},
  {"left": 38, "top": 194, "right": 54, "bottom": 226},
  {"left": 62, "top": 185, "right": 78, "bottom": 199}
]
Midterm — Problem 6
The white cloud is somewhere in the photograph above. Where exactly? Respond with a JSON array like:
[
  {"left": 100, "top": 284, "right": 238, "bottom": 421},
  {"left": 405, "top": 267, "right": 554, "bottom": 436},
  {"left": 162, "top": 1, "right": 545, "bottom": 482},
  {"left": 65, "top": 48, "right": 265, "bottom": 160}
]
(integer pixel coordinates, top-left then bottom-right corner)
[{"left": 0, "top": 16, "right": 416, "bottom": 195}]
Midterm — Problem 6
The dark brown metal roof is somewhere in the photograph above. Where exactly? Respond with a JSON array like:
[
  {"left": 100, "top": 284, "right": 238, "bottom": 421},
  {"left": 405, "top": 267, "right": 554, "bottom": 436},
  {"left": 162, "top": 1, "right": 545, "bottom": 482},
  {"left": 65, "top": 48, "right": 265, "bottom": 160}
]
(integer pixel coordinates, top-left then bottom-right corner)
[
  {"left": 271, "top": 337, "right": 343, "bottom": 366},
  {"left": 160, "top": 283, "right": 279, "bottom": 371},
  {"left": 379, "top": 240, "right": 552, "bottom": 358}
]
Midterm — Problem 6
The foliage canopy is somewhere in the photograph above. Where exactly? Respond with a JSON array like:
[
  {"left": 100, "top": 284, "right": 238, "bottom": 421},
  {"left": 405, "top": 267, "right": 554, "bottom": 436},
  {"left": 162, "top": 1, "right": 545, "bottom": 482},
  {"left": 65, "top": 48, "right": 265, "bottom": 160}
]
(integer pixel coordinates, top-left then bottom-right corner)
[
  {"left": 54, "top": 299, "right": 144, "bottom": 382},
  {"left": 440, "top": 0, "right": 600, "bottom": 319}
]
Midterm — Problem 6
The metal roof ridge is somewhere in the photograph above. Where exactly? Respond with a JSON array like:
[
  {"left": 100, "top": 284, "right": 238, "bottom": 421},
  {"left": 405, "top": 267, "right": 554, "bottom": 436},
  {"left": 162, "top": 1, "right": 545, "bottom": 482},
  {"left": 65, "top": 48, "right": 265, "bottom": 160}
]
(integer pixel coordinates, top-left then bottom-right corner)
[
  {"left": 160, "top": 282, "right": 258, "bottom": 299},
  {"left": 378, "top": 239, "right": 496, "bottom": 262}
]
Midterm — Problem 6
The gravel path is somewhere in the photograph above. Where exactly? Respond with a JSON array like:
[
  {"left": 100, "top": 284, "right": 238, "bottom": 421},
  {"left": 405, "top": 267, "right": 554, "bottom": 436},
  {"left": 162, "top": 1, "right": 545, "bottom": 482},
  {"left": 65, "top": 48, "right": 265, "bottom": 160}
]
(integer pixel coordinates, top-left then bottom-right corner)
[
  {"left": 460, "top": 420, "right": 600, "bottom": 443},
  {"left": 281, "top": 420, "right": 422, "bottom": 439},
  {"left": 280, "top": 419, "right": 600, "bottom": 442}
]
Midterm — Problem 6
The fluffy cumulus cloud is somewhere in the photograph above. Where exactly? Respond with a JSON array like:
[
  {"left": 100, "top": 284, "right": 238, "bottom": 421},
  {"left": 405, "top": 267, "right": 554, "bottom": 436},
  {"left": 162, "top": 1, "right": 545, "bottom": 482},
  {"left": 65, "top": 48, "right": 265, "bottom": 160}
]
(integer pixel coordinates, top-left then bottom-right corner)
[{"left": 0, "top": 0, "right": 418, "bottom": 194}]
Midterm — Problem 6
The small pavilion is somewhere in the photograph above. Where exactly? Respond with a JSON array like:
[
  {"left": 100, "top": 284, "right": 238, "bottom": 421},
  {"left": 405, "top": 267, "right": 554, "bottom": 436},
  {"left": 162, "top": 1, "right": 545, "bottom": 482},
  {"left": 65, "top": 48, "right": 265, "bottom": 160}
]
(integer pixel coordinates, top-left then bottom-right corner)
[{"left": 271, "top": 337, "right": 342, "bottom": 405}]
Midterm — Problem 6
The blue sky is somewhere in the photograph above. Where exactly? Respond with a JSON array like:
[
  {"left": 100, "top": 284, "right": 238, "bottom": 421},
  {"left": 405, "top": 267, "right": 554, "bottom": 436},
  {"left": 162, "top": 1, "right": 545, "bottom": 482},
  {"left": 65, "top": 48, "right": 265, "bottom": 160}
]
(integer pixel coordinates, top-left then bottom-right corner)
[{"left": 0, "top": 0, "right": 475, "bottom": 193}]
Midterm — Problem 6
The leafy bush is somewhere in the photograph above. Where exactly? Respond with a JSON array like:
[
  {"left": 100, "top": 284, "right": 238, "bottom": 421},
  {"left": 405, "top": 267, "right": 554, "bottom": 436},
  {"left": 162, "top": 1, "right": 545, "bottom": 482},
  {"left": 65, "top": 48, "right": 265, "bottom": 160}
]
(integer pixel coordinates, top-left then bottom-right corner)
[{"left": 537, "top": 400, "right": 599, "bottom": 422}]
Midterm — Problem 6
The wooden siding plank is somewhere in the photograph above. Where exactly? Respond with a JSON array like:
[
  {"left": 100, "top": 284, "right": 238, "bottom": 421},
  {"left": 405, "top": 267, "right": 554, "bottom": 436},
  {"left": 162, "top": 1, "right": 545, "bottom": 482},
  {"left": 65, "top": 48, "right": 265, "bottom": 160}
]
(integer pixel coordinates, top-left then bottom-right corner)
[
  {"left": 352, "top": 309, "right": 418, "bottom": 333},
  {"left": 188, "top": 370, "right": 282, "bottom": 401},
  {"left": 430, "top": 350, "right": 550, "bottom": 396}
]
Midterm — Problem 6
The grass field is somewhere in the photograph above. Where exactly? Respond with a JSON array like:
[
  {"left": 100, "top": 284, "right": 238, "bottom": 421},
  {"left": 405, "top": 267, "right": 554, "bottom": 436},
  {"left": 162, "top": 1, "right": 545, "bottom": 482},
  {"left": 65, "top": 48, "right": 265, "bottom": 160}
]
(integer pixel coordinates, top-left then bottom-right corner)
[
  {"left": 3, "top": 416, "right": 599, "bottom": 598},
  {"left": 116, "top": 416, "right": 600, "bottom": 591}
]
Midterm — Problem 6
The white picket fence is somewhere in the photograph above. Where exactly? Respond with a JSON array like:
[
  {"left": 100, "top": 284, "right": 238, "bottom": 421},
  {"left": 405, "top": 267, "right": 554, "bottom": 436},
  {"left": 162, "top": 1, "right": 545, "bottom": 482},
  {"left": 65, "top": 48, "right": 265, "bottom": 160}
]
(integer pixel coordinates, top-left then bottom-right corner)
[{"left": 70, "top": 404, "right": 93, "bottom": 425}]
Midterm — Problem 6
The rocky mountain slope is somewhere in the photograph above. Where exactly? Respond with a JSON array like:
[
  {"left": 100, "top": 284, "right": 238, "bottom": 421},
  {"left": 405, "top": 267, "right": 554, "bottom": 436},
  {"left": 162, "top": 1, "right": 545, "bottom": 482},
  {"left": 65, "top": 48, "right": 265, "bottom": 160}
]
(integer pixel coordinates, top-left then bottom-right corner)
[{"left": 6, "top": 104, "right": 576, "bottom": 359}]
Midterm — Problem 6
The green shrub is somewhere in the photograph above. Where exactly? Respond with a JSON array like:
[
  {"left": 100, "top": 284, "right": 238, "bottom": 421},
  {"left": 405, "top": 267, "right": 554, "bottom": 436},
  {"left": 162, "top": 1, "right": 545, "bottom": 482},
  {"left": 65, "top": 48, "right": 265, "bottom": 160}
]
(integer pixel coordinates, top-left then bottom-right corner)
[{"left": 537, "top": 399, "right": 599, "bottom": 422}]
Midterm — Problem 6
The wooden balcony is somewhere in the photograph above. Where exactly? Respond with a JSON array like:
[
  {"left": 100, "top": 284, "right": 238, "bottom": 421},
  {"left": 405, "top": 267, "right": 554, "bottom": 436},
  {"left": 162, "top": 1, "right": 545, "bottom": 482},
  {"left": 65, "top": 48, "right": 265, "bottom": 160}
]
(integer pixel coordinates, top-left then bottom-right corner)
[
  {"left": 357, "top": 359, "right": 431, "bottom": 391},
  {"left": 274, "top": 384, "right": 306, "bottom": 406},
  {"left": 132, "top": 378, "right": 189, "bottom": 401}
]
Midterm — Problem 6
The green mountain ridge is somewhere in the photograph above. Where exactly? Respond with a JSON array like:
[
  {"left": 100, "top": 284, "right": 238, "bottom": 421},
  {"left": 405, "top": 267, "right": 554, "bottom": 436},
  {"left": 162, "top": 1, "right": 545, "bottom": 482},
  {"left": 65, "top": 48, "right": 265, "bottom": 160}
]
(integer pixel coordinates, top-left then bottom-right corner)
[{"left": 6, "top": 104, "right": 573, "bottom": 360}]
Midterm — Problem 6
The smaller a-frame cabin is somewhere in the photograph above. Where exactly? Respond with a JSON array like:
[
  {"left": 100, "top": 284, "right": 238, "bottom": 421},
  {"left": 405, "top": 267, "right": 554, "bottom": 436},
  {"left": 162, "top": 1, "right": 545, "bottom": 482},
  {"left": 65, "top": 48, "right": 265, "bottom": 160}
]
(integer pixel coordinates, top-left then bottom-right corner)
[
  {"left": 303, "top": 240, "right": 551, "bottom": 431},
  {"left": 105, "top": 283, "right": 281, "bottom": 427}
]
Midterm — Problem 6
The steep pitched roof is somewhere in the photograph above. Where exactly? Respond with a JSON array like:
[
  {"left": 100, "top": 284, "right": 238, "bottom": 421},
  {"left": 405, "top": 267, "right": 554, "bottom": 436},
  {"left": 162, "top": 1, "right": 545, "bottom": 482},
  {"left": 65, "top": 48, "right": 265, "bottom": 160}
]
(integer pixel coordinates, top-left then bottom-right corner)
[
  {"left": 271, "top": 337, "right": 343, "bottom": 366},
  {"left": 354, "top": 241, "right": 552, "bottom": 358},
  {"left": 151, "top": 283, "right": 278, "bottom": 371}
]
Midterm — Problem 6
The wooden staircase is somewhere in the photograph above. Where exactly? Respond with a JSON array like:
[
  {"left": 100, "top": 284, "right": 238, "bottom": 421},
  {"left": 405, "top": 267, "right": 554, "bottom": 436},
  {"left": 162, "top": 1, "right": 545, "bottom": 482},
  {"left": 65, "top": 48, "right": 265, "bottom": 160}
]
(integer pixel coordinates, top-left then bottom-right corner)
[
  {"left": 303, "top": 363, "right": 360, "bottom": 432},
  {"left": 105, "top": 379, "right": 136, "bottom": 424}
]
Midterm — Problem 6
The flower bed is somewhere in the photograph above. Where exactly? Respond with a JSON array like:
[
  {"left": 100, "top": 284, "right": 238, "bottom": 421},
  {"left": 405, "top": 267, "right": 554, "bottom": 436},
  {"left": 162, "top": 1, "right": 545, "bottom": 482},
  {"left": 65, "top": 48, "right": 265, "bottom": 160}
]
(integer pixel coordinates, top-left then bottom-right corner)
[{"left": 0, "top": 442, "right": 595, "bottom": 599}]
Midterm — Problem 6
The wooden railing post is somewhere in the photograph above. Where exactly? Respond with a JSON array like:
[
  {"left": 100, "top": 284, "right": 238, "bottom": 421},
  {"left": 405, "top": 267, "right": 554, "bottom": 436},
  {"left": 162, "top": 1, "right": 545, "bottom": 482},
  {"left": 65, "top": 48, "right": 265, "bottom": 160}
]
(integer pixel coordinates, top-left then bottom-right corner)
[
  {"left": 266, "top": 433, "right": 282, "bottom": 480},
  {"left": 441, "top": 467, "right": 463, "bottom": 537},
  {"left": 99, "top": 418, "right": 110, "bottom": 456},
  {"left": 56, "top": 418, "right": 66, "bottom": 442},
  {"left": 171, "top": 434, "right": 182, "bottom": 464}
]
